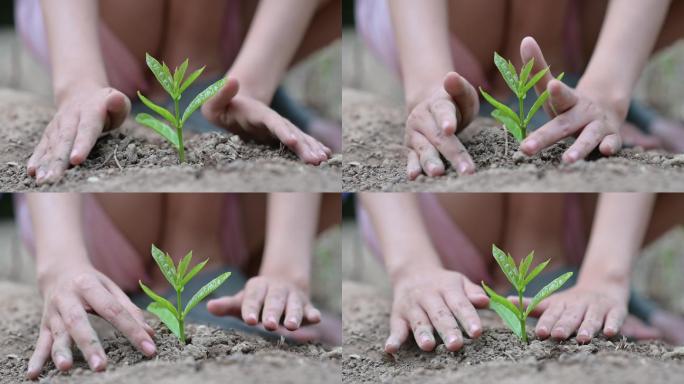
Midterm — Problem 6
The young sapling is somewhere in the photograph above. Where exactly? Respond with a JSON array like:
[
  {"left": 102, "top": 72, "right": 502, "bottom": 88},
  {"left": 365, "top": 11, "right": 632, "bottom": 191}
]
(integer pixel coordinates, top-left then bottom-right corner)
[
  {"left": 139, "top": 244, "right": 230, "bottom": 344},
  {"left": 481, "top": 244, "right": 572, "bottom": 343},
  {"left": 479, "top": 52, "right": 565, "bottom": 141},
  {"left": 136, "top": 54, "right": 226, "bottom": 163}
]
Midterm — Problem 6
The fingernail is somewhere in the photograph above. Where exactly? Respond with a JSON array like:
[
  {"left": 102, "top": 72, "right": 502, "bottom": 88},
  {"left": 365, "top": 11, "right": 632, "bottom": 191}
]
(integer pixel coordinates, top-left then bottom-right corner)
[
  {"left": 90, "top": 355, "right": 103, "bottom": 370},
  {"left": 446, "top": 335, "right": 459, "bottom": 346},
  {"left": 420, "top": 334, "right": 432, "bottom": 344},
  {"left": 54, "top": 354, "right": 66, "bottom": 368},
  {"left": 246, "top": 314, "right": 257, "bottom": 323},
  {"left": 458, "top": 163, "right": 471, "bottom": 175},
  {"left": 523, "top": 139, "right": 538, "bottom": 152},
  {"left": 141, "top": 340, "right": 156, "bottom": 355},
  {"left": 287, "top": 317, "right": 298, "bottom": 326},
  {"left": 470, "top": 325, "right": 480, "bottom": 335},
  {"left": 565, "top": 151, "right": 579, "bottom": 162}
]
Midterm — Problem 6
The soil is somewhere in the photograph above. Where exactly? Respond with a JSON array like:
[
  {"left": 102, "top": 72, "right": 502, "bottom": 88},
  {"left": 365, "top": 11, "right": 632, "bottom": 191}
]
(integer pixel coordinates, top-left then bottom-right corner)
[
  {"left": 342, "top": 281, "right": 684, "bottom": 384},
  {"left": 0, "top": 89, "right": 341, "bottom": 192},
  {"left": 0, "top": 281, "right": 341, "bottom": 384},
  {"left": 342, "top": 89, "right": 684, "bottom": 192}
]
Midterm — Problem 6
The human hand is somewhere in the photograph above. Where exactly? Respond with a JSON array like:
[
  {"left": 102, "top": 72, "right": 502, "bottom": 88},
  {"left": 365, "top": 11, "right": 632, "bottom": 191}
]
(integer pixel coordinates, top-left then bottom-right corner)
[
  {"left": 404, "top": 72, "right": 479, "bottom": 180},
  {"left": 206, "top": 275, "right": 320, "bottom": 332},
  {"left": 27, "top": 264, "right": 155, "bottom": 379},
  {"left": 27, "top": 85, "right": 130, "bottom": 185},
  {"left": 518, "top": 37, "right": 625, "bottom": 163},
  {"left": 201, "top": 78, "right": 331, "bottom": 165},
  {"left": 385, "top": 266, "right": 488, "bottom": 353}
]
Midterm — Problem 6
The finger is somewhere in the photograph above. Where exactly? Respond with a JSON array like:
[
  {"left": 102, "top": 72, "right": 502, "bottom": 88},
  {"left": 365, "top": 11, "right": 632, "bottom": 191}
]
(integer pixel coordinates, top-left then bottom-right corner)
[
  {"left": 284, "top": 292, "right": 304, "bottom": 331},
  {"left": 303, "top": 302, "right": 321, "bottom": 324},
  {"left": 262, "top": 285, "right": 288, "bottom": 331},
  {"left": 55, "top": 297, "right": 106, "bottom": 371},
  {"left": 420, "top": 296, "right": 463, "bottom": 351},
  {"left": 26, "top": 324, "right": 53, "bottom": 379},
  {"left": 443, "top": 72, "right": 479, "bottom": 128},
  {"left": 406, "top": 149, "right": 422, "bottom": 180},
  {"left": 242, "top": 279, "right": 267, "bottom": 326},
  {"left": 100, "top": 276, "right": 155, "bottom": 336},
  {"left": 562, "top": 120, "right": 604, "bottom": 163},
  {"left": 546, "top": 79, "right": 579, "bottom": 116},
  {"left": 28, "top": 131, "right": 50, "bottom": 177},
  {"left": 70, "top": 110, "right": 105, "bottom": 165},
  {"left": 520, "top": 36, "right": 555, "bottom": 98},
  {"left": 551, "top": 302, "right": 588, "bottom": 340},
  {"left": 408, "top": 132, "right": 445, "bottom": 177},
  {"left": 49, "top": 316, "right": 73, "bottom": 371},
  {"left": 520, "top": 106, "right": 590, "bottom": 156},
  {"left": 442, "top": 289, "right": 482, "bottom": 338},
  {"left": 603, "top": 306, "right": 627, "bottom": 337},
  {"left": 407, "top": 307, "right": 435, "bottom": 351},
  {"left": 40, "top": 115, "right": 80, "bottom": 185},
  {"left": 419, "top": 106, "right": 474, "bottom": 175},
  {"left": 207, "top": 291, "right": 244, "bottom": 317},
  {"left": 385, "top": 313, "right": 409, "bottom": 354},
  {"left": 103, "top": 88, "right": 131, "bottom": 130},
  {"left": 576, "top": 304, "right": 607, "bottom": 344},
  {"left": 535, "top": 302, "right": 564, "bottom": 339},
  {"left": 463, "top": 279, "right": 489, "bottom": 308},
  {"left": 80, "top": 281, "right": 156, "bottom": 357},
  {"left": 302, "top": 132, "right": 330, "bottom": 164},
  {"left": 429, "top": 99, "right": 458, "bottom": 136},
  {"left": 201, "top": 77, "right": 240, "bottom": 119},
  {"left": 599, "top": 133, "right": 622, "bottom": 156}
]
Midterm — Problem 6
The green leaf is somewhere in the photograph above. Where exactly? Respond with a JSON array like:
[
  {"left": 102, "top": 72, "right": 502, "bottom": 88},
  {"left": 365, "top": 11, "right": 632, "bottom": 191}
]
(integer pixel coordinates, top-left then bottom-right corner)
[
  {"left": 151, "top": 244, "right": 178, "bottom": 289},
  {"left": 181, "top": 259, "right": 209, "bottom": 286},
  {"left": 183, "top": 272, "right": 231, "bottom": 317},
  {"left": 137, "top": 92, "right": 177, "bottom": 126},
  {"left": 523, "top": 259, "right": 550, "bottom": 287},
  {"left": 479, "top": 88, "right": 521, "bottom": 125},
  {"left": 491, "top": 109, "right": 523, "bottom": 141},
  {"left": 525, "top": 271, "right": 573, "bottom": 316},
  {"left": 491, "top": 244, "right": 519, "bottom": 289},
  {"left": 524, "top": 73, "right": 565, "bottom": 126},
  {"left": 177, "top": 251, "right": 193, "bottom": 282},
  {"left": 147, "top": 302, "right": 181, "bottom": 340},
  {"left": 523, "top": 67, "right": 550, "bottom": 95},
  {"left": 145, "top": 53, "right": 176, "bottom": 98},
  {"left": 181, "top": 77, "right": 226, "bottom": 125},
  {"left": 519, "top": 58, "right": 535, "bottom": 89},
  {"left": 482, "top": 282, "right": 523, "bottom": 338},
  {"left": 179, "top": 66, "right": 206, "bottom": 94},
  {"left": 494, "top": 52, "right": 520, "bottom": 96},
  {"left": 139, "top": 281, "right": 179, "bottom": 318},
  {"left": 135, "top": 113, "right": 180, "bottom": 149},
  {"left": 173, "top": 59, "right": 189, "bottom": 89},
  {"left": 518, "top": 251, "right": 535, "bottom": 282}
]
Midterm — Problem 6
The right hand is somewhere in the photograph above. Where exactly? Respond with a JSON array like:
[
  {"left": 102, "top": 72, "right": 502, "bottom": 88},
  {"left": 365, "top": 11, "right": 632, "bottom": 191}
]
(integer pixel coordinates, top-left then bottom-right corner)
[
  {"left": 385, "top": 266, "right": 488, "bottom": 353},
  {"left": 27, "top": 264, "right": 155, "bottom": 380},
  {"left": 404, "top": 72, "right": 479, "bottom": 180},
  {"left": 27, "top": 85, "right": 130, "bottom": 185}
]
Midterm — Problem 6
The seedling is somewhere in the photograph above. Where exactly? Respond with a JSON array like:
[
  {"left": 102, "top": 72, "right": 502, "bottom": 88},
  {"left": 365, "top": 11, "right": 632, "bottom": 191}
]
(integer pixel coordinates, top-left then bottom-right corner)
[
  {"left": 481, "top": 244, "right": 572, "bottom": 343},
  {"left": 479, "top": 52, "right": 565, "bottom": 141},
  {"left": 139, "top": 244, "right": 230, "bottom": 344},
  {"left": 136, "top": 54, "right": 226, "bottom": 163}
]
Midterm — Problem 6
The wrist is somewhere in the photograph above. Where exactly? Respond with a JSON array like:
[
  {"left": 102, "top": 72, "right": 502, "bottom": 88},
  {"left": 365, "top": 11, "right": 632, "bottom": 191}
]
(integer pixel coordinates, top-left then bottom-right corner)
[
  {"left": 259, "top": 254, "right": 311, "bottom": 291},
  {"left": 387, "top": 252, "right": 441, "bottom": 287},
  {"left": 227, "top": 67, "right": 278, "bottom": 104},
  {"left": 54, "top": 79, "right": 108, "bottom": 106}
]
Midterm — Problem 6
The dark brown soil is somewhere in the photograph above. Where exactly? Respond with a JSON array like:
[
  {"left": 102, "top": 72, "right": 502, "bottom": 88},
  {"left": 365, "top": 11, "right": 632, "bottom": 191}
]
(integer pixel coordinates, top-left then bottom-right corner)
[
  {"left": 0, "top": 89, "right": 341, "bottom": 192},
  {"left": 342, "top": 89, "right": 684, "bottom": 192},
  {"left": 342, "top": 281, "right": 684, "bottom": 384},
  {"left": 0, "top": 281, "right": 341, "bottom": 384}
]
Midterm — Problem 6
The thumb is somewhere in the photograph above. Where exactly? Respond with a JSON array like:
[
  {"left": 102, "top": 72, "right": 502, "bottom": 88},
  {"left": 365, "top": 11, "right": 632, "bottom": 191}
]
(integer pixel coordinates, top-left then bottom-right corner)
[
  {"left": 201, "top": 77, "right": 240, "bottom": 119},
  {"left": 547, "top": 79, "right": 578, "bottom": 116},
  {"left": 207, "top": 290, "right": 244, "bottom": 316},
  {"left": 443, "top": 72, "right": 479, "bottom": 129},
  {"left": 104, "top": 88, "right": 131, "bottom": 130}
]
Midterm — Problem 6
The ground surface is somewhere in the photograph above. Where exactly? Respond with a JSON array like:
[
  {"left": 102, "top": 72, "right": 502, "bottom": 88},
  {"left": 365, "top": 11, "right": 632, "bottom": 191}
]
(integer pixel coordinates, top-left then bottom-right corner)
[
  {"left": 342, "top": 281, "right": 684, "bottom": 384},
  {"left": 343, "top": 89, "right": 684, "bottom": 192},
  {"left": 0, "top": 281, "right": 341, "bottom": 384},
  {"left": 0, "top": 89, "right": 341, "bottom": 192}
]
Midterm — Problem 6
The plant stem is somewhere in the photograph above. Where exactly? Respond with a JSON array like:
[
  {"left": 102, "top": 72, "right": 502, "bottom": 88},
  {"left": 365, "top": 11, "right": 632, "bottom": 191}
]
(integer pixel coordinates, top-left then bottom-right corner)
[
  {"left": 518, "top": 289, "right": 527, "bottom": 344},
  {"left": 177, "top": 289, "right": 185, "bottom": 344},
  {"left": 518, "top": 96, "right": 526, "bottom": 139},
  {"left": 174, "top": 98, "right": 185, "bottom": 163}
]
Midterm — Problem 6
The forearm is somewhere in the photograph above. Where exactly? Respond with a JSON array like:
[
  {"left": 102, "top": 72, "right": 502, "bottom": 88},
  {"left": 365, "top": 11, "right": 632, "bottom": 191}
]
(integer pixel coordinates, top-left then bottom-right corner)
[
  {"left": 578, "top": 193, "right": 655, "bottom": 287},
  {"left": 260, "top": 193, "right": 321, "bottom": 287},
  {"left": 579, "top": 0, "right": 670, "bottom": 115},
  {"left": 26, "top": 193, "right": 89, "bottom": 289},
  {"left": 359, "top": 193, "right": 442, "bottom": 283},
  {"left": 40, "top": 0, "right": 108, "bottom": 103},
  {"left": 228, "top": 0, "right": 321, "bottom": 102},
  {"left": 389, "top": 0, "right": 454, "bottom": 109}
]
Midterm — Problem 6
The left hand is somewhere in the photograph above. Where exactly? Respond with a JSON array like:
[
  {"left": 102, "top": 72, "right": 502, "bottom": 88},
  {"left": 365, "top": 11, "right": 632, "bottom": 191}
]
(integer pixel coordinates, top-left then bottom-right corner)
[
  {"left": 206, "top": 275, "right": 321, "bottom": 331},
  {"left": 518, "top": 37, "right": 625, "bottom": 163},
  {"left": 201, "top": 78, "right": 331, "bottom": 165},
  {"left": 513, "top": 280, "right": 628, "bottom": 344}
]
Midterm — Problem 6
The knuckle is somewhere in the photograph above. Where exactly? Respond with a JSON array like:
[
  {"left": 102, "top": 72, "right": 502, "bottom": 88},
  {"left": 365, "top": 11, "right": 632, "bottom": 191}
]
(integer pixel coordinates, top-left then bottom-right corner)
[
  {"left": 73, "top": 274, "right": 97, "bottom": 291},
  {"left": 64, "top": 308, "right": 85, "bottom": 329},
  {"left": 102, "top": 302, "right": 125, "bottom": 319}
]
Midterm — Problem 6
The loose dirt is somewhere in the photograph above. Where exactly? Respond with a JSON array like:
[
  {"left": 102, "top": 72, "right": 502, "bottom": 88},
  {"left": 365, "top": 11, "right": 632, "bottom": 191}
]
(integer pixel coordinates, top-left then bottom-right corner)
[
  {"left": 342, "top": 89, "right": 684, "bottom": 192},
  {"left": 0, "top": 281, "right": 341, "bottom": 384},
  {"left": 342, "top": 281, "right": 684, "bottom": 384},
  {"left": 0, "top": 89, "right": 341, "bottom": 192}
]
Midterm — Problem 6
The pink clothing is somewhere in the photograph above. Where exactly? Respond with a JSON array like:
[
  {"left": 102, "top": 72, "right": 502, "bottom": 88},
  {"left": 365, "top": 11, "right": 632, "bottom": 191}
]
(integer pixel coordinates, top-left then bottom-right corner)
[
  {"left": 14, "top": 0, "right": 243, "bottom": 98},
  {"left": 15, "top": 194, "right": 249, "bottom": 293},
  {"left": 357, "top": 194, "right": 586, "bottom": 285}
]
